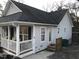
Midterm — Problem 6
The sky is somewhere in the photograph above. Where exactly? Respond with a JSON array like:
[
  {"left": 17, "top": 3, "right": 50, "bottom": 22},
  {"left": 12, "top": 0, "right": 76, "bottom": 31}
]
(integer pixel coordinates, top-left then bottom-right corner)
[{"left": 0, "top": 0, "right": 77, "bottom": 10}]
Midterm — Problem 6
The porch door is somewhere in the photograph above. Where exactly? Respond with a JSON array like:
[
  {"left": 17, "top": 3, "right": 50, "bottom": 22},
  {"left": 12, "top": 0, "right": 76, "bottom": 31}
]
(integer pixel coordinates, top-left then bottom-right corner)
[
  {"left": 40, "top": 27, "right": 49, "bottom": 50},
  {"left": 51, "top": 28, "right": 57, "bottom": 44}
]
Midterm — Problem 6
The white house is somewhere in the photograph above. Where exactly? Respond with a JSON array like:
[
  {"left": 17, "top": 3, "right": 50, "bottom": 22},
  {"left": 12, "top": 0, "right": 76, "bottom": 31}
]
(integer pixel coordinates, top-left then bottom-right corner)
[{"left": 0, "top": 0, "right": 73, "bottom": 58}]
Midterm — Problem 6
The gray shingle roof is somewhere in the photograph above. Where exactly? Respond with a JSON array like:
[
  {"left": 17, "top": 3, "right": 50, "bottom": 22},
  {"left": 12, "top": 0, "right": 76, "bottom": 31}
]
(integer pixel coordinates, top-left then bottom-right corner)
[{"left": 0, "top": 1, "right": 68, "bottom": 24}]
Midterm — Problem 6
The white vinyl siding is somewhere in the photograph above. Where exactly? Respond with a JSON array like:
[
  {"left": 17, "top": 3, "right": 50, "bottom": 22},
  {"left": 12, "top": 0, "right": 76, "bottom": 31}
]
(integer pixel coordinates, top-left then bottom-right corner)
[{"left": 6, "top": 2, "right": 22, "bottom": 15}]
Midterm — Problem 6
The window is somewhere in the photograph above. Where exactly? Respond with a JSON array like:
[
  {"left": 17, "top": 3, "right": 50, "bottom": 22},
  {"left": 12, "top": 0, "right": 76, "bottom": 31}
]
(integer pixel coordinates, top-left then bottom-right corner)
[
  {"left": 58, "top": 28, "right": 60, "bottom": 34},
  {"left": 2, "top": 26, "right": 8, "bottom": 39},
  {"left": 20, "top": 25, "right": 31, "bottom": 41},
  {"left": 41, "top": 28, "right": 45, "bottom": 41},
  {"left": 64, "top": 28, "right": 66, "bottom": 32}
]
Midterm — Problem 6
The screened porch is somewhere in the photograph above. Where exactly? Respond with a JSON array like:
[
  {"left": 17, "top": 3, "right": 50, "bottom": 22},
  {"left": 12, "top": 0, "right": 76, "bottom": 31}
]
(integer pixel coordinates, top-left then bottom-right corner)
[{"left": 1, "top": 24, "right": 33, "bottom": 56}]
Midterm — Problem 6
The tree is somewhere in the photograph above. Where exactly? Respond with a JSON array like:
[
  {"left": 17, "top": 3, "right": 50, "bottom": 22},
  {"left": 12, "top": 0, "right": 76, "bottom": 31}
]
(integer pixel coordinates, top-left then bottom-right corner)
[
  {"left": 64, "top": 2, "right": 79, "bottom": 23},
  {"left": 77, "top": 0, "right": 79, "bottom": 1}
]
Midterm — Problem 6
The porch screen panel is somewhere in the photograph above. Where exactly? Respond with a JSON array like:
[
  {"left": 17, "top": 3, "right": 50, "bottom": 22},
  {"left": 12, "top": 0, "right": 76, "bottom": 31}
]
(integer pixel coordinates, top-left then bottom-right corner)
[
  {"left": 1, "top": 26, "right": 8, "bottom": 49},
  {"left": 1, "top": 39, "right": 8, "bottom": 49},
  {"left": 20, "top": 41, "right": 32, "bottom": 52},
  {"left": 2, "top": 26, "right": 8, "bottom": 39},
  {"left": 9, "top": 40, "right": 16, "bottom": 52}
]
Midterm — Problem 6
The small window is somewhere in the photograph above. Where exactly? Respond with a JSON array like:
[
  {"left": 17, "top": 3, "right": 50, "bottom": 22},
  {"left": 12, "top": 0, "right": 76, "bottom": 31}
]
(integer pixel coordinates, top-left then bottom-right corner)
[{"left": 41, "top": 28, "right": 45, "bottom": 41}]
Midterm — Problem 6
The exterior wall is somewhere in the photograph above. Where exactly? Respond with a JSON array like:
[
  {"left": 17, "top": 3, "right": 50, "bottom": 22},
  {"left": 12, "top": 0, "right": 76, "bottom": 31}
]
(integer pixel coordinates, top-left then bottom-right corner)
[
  {"left": 6, "top": 2, "right": 22, "bottom": 15},
  {"left": 51, "top": 13, "right": 72, "bottom": 44},
  {"left": 58, "top": 13, "right": 72, "bottom": 44},
  {"left": 33, "top": 25, "right": 51, "bottom": 53}
]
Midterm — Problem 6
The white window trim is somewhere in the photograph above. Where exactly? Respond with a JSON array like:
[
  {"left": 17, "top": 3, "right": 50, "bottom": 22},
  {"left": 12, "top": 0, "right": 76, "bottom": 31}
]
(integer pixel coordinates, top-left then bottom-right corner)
[{"left": 40, "top": 27, "right": 46, "bottom": 42}]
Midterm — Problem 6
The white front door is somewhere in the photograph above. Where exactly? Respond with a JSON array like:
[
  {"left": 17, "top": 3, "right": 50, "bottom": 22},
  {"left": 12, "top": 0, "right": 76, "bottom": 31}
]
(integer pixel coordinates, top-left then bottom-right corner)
[
  {"left": 51, "top": 27, "right": 57, "bottom": 44},
  {"left": 34, "top": 26, "right": 50, "bottom": 52}
]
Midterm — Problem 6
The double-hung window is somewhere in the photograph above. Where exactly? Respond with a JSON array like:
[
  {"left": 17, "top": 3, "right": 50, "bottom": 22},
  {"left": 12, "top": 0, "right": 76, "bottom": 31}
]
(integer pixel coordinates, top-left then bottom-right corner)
[{"left": 41, "top": 28, "right": 45, "bottom": 41}]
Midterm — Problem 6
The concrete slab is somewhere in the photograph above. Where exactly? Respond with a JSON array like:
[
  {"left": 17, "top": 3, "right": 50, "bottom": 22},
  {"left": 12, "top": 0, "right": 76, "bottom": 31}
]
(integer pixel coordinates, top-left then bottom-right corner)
[{"left": 23, "top": 50, "right": 54, "bottom": 59}]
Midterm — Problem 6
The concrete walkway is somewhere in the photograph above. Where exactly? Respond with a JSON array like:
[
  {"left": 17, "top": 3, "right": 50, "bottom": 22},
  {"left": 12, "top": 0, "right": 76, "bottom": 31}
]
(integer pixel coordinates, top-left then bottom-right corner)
[{"left": 23, "top": 50, "right": 54, "bottom": 59}]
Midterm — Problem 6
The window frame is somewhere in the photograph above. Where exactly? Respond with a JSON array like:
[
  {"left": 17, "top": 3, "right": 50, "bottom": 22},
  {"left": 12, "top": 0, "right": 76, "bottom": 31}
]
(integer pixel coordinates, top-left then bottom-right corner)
[{"left": 40, "top": 27, "right": 46, "bottom": 41}]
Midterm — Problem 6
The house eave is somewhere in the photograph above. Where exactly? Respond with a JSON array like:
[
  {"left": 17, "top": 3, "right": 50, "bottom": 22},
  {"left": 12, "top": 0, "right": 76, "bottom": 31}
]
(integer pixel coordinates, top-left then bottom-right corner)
[{"left": 0, "top": 21, "right": 57, "bottom": 27}]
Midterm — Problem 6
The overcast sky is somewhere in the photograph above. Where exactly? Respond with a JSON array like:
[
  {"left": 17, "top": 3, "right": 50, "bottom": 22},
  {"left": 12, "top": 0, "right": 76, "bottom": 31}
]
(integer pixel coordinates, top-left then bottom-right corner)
[{"left": 0, "top": 0, "right": 77, "bottom": 12}]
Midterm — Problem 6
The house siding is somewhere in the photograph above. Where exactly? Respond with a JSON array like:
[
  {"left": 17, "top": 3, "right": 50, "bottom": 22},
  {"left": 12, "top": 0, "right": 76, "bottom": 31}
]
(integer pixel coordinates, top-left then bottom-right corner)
[
  {"left": 51, "top": 13, "right": 72, "bottom": 44},
  {"left": 58, "top": 13, "right": 72, "bottom": 44},
  {"left": 6, "top": 2, "right": 22, "bottom": 15}
]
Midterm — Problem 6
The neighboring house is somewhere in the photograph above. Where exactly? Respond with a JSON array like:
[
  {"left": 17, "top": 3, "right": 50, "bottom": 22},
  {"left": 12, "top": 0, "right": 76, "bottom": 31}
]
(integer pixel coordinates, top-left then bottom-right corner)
[{"left": 0, "top": 0, "right": 73, "bottom": 58}]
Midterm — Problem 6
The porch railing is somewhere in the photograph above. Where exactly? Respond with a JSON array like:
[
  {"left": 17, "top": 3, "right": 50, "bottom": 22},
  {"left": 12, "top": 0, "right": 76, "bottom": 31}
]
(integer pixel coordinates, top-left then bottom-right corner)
[
  {"left": 20, "top": 40, "right": 32, "bottom": 53},
  {"left": 1, "top": 38, "right": 16, "bottom": 53},
  {"left": 8, "top": 40, "right": 16, "bottom": 52},
  {"left": 1, "top": 39, "right": 32, "bottom": 54},
  {"left": 1, "top": 38, "right": 8, "bottom": 49}
]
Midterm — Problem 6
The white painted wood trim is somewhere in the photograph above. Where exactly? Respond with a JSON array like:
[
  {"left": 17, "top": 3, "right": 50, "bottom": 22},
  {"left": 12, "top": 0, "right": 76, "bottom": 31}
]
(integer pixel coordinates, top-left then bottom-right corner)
[
  {"left": 40, "top": 27, "right": 46, "bottom": 43},
  {"left": 16, "top": 25, "right": 20, "bottom": 56},
  {"left": 1, "top": 38, "right": 16, "bottom": 42},
  {"left": 20, "top": 48, "right": 32, "bottom": 54},
  {"left": 8, "top": 26, "right": 10, "bottom": 51},
  {"left": 19, "top": 51, "right": 33, "bottom": 58},
  {"left": 3, "top": 49, "right": 16, "bottom": 56},
  {"left": 0, "top": 21, "right": 57, "bottom": 26},
  {"left": 8, "top": 48, "right": 16, "bottom": 53},
  {"left": 20, "top": 40, "right": 32, "bottom": 43},
  {"left": 32, "top": 25, "right": 36, "bottom": 53}
]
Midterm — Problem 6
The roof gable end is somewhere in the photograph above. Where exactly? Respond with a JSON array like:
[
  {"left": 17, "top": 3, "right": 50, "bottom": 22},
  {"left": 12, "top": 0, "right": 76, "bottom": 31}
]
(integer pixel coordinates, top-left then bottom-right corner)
[{"left": 2, "top": 0, "right": 22, "bottom": 16}]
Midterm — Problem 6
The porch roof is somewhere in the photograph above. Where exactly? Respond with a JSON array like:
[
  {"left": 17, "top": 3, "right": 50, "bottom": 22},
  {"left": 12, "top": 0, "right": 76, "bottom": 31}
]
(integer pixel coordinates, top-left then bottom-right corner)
[{"left": 0, "top": 1, "right": 68, "bottom": 25}]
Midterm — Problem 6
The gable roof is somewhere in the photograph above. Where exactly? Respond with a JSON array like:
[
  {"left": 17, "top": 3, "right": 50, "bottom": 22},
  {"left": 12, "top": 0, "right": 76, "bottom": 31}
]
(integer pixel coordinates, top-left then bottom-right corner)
[{"left": 0, "top": 0, "right": 68, "bottom": 24}]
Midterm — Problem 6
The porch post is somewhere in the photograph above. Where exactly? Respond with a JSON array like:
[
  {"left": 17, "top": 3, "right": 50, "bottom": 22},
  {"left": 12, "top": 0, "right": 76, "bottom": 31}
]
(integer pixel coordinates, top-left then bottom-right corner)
[
  {"left": 16, "top": 25, "right": 20, "bottom": 56},
  {"left": 32, "top": 25, "right": 36, "bottom": 53},
  {"left": 8, "top": 26, "right": 10, "bottom": 50}
]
